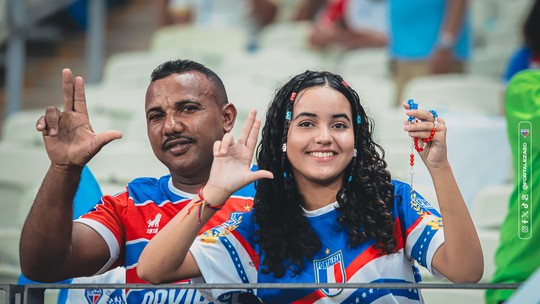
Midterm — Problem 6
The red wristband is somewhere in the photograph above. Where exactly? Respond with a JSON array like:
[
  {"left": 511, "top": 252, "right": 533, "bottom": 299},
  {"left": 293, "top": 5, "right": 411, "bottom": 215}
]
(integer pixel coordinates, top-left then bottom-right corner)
[{"left": 198, "top": 186, "right": 224, "bottom": 211}]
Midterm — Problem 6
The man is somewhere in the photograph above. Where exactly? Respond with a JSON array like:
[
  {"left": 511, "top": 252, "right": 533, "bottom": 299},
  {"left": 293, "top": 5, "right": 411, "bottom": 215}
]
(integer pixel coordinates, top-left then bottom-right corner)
[
  {"left": 486, "top": 70, "right": 540, "bottom": 304},
  {"left": 296, "top": 0, "right": 388, "bottom": 51},
  {"left": 20, "top": 59, "right": 255, "bottom": 303},
  {"left": 389, "top": 0, "right": 470, "bottom": 105}
]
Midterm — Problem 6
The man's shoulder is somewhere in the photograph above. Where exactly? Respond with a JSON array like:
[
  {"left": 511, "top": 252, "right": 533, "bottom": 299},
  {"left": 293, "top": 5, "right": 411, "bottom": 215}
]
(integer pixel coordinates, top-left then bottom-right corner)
[
  {"left": 229, "top": 165, "right": 258, "bottom": 198},
  {"left": 125, "top": 175, "right": 172, "bottom": 203}
]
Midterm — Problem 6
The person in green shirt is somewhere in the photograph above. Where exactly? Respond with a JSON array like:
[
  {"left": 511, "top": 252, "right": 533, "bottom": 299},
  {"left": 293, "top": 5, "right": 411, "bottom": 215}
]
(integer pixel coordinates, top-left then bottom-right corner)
[{"left": 487, "top": 69, "right": 540, "bottom": 304}]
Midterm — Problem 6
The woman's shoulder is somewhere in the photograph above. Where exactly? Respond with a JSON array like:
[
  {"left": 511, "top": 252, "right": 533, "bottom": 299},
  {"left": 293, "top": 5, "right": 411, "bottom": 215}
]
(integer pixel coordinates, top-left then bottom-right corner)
[{"left": 390, "top": 179, "right": 411, "bottom": 195}]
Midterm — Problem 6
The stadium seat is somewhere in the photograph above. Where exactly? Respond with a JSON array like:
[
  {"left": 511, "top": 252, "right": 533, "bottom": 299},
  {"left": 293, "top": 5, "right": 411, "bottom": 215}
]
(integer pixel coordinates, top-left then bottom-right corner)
[
  {"left": 149, "top": 24, "right": 247, "bottom": 56},
  {"left": 87, "top": 142, "right": 168, "bottom": 186},
  {"left": 0, "top": 109, "right": 45, "bottom": 148},
  {"left": 337, "top": 48, "right": 390, "bottom": 79},
  {"left": 471, "top": 184, "right": 513, "bottom": 230},
  {"left": 257, "top": 21, "right": 312, "bottom": 51},
  {"left": 0, "top": 147, "right": 49, "bottom": 228},
  {"left": 478, "top": 229, "right": 501, "bottom": 282},
  {"left": 402, "top": 73, "right": 504, "bottom": 115}
]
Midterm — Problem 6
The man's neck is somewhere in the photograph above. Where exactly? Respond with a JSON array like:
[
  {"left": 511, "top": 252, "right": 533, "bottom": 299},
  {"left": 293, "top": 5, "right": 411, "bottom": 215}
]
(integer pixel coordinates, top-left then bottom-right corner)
[{"left": 170, "top": 174, "right": 209, "bottom": 194}]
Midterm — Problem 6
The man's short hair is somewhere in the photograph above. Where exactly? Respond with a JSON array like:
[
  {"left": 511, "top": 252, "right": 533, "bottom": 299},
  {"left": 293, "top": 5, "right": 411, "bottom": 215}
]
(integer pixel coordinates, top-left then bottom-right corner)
[{"left": 151, "top": 59, "right": 228, "bottom": 105}]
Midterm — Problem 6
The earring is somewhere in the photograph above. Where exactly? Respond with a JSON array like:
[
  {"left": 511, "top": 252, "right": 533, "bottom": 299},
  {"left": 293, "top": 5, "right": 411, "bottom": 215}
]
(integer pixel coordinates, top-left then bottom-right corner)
[
  {"left": 353, "top": 148, "right": 357, "bottom": 157},
  {"left": 282, "top": 143, "right": 287, "bottom": 152}
]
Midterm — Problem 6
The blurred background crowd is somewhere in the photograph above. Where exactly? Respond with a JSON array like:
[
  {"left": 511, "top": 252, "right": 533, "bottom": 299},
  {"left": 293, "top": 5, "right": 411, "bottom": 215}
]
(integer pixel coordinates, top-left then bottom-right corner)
[{"left": 0, "top": 0, "right": 538, "bottom": 303}]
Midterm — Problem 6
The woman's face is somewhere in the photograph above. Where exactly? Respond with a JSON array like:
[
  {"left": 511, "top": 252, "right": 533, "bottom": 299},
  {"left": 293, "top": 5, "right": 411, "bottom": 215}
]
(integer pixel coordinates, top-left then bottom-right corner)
[{"left": 286, "top": 85, "right": 355, "bottom": 187}]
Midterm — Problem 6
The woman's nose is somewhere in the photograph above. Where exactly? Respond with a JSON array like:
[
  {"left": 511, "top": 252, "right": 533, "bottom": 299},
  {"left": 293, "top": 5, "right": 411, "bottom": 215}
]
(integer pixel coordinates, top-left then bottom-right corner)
[{"left": 315, "top": 127, "right": 332, "bottom": 144}]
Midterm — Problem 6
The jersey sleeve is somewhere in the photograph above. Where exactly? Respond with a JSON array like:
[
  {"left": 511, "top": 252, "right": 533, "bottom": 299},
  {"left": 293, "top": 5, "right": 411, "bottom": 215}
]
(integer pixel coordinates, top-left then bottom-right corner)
[
  {"left": 395, "top": 184, "right": 445, "bottom": 276},
  {"left": 75, "top": 191, "right": 129, "bottom": 274},
  {"left": 189, "top": 211, "right": 259, "bottom": 301}
]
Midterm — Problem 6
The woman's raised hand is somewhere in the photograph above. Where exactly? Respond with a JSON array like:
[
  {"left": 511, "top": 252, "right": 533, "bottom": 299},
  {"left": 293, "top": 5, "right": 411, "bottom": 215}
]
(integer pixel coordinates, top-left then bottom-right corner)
[
  {"left": 403, "top": 101, "right": 449, "bottom": 171},
  {"left": 204, "top": 110, "right": 273, "bottom": 205}
]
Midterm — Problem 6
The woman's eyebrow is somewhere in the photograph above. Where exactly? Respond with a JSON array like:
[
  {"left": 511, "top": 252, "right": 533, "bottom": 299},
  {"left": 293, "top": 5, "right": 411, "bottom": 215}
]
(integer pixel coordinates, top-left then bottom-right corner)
[{"left": 293, "top": 112, "right": 351, "bottom": 121}]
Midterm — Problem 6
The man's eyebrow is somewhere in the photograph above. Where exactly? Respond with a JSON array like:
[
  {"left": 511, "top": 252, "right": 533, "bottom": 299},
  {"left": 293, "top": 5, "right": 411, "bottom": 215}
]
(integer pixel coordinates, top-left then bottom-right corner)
[
  {"left": 146, "top": 100, "right": 202, "bottom": 115},
  {"left": 174, "top": 99, "right": 202, "bottom": 107},
  {"left": 146, "top": 106, "right": 162, "bottom": 115}
]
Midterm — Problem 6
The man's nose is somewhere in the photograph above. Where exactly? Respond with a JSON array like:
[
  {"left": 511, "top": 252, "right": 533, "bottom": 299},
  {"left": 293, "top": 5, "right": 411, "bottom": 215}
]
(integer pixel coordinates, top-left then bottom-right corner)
[{"left": 163, "top": 112, "right": 184, "bottom": 134}]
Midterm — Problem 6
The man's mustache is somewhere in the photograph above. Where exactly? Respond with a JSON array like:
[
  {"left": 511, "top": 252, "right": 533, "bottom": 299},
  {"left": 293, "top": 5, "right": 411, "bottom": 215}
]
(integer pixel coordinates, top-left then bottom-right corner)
[{"left": 162, "top": 135, "right": 197, "bottom": 150}]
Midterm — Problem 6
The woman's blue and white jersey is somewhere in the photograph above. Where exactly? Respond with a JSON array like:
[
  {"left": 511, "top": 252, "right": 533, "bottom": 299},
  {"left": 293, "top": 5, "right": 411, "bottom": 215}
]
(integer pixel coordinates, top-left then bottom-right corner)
[{"left": 190, "top": 180, "right": 445, "bottom": 303}]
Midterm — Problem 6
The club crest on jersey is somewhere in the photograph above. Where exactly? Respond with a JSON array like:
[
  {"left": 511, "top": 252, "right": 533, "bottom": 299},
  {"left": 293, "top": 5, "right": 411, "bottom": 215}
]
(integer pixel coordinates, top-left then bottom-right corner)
[
  {"left": 313, "top": 251, "right": 346, "bottom": 297},
  {"left": 146, "top": 213, "right": 162, "bottom": 234},
  {"left": 200, "top": 212, "right": 243, "bottom": 243},
  {"left": 85, "top": 289, "right": 103, "bottom": 304}
]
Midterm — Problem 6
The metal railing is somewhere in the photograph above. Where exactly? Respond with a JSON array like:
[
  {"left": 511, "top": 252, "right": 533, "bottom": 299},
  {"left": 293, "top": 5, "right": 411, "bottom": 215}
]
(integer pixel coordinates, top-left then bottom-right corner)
[{"left": 1, "top": 282, "right": 523, "bottom": 304}]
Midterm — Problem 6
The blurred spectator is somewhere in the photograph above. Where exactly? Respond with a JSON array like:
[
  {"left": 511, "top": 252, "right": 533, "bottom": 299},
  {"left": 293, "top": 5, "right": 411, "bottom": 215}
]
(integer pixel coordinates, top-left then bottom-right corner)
[
  {"left": 390, "top": 0, "right": 471, "bottom": 106},
  {"left": 18, "top": 167, "right": 126, "bottom": 304},
  {"left": 295, "top": 0, "right": 388, "bottom": 51},
  {"left": 502, "top": 0, "right": 540, "bottom": 84},
  {"left": 155, "top": 0, "right": 277, "bottom": 29},
  {"left": 154, "top": 0, "right": 277, "bottom": 51},
  {"left": 67, "top": 0, "right": 132, "bottom": 30},
  {"left": 486, "top": 69, "right": 540, "bottom": 304}
]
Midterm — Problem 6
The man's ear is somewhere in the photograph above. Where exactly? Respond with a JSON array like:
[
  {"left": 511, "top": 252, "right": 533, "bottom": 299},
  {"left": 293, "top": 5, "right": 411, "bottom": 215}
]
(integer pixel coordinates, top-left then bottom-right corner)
[{"left": 222, "top": 103, "right": 237, "bottom": 133}]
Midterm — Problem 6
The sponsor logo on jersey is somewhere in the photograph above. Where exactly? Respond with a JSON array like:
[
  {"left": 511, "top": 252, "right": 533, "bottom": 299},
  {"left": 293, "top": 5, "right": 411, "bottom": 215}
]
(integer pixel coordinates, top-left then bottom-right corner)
[
  {"left": 85, "top": 289, "right": 103, "bottom": 304},
  {"left": 521, "top": 129, "right": 530, "bottom": 138},
  {"left": 313, "top": 250, "right": 346, "bottom": 297},
  {"left": 133, "top": 289, "right": 206, "bottom": 304},
  {"left": 106, "top": 289, "right": 126, "bottom": 304}
]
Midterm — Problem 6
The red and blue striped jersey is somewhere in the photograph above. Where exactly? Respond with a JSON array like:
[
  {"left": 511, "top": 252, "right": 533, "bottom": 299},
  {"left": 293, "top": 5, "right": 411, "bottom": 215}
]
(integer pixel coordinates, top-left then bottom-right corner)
[
  {"left": 76, "top": 174, "right": 255, "bottom": 303},
  {"left": 191, "top": 180, "right": 445, "bottom": 303}
]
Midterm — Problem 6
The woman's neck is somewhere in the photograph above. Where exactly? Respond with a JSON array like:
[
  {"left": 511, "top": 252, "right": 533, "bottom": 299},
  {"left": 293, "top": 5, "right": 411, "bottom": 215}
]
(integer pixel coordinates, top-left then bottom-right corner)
[{"left": 296, "top": 177, "right": 342, "bottom": 211}]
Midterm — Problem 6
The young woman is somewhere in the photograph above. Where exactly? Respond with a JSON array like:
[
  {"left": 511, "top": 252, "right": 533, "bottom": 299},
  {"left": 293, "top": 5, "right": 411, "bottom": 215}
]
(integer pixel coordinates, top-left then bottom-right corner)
[{"left": 138, "top": 71, "right": 483, "bottom": 303}]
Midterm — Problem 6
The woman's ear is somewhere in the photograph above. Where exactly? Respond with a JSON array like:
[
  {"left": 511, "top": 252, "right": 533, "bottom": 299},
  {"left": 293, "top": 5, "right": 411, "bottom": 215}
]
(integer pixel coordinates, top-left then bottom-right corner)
[{"left": 222, "top": 103, "right": 237, "bottom": 133}]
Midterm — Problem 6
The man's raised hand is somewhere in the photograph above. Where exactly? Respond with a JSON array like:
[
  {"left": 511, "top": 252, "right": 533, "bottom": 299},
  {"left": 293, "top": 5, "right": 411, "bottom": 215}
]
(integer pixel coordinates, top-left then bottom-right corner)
[{"left": 36, "top": 68, "right": 122, "bottom": 167}]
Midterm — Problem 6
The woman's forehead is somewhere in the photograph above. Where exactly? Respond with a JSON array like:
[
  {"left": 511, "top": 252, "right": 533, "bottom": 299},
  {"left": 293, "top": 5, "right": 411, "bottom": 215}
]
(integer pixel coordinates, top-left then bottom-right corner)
[{"left": 292, "top": 86, "right": 351, "bottom": 114}]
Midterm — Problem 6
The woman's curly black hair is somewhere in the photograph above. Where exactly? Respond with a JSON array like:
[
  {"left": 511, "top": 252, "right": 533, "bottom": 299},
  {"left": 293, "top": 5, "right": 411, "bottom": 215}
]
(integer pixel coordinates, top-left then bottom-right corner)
[{"left": 253, "top": 70, "right": 396, "bottom": 278}]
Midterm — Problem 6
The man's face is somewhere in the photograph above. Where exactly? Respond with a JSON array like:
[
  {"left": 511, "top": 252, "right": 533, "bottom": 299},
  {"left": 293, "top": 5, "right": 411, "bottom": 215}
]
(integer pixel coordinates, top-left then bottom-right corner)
[{"left": 145, "top": 72, "right": 233, "bottom": 182}]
